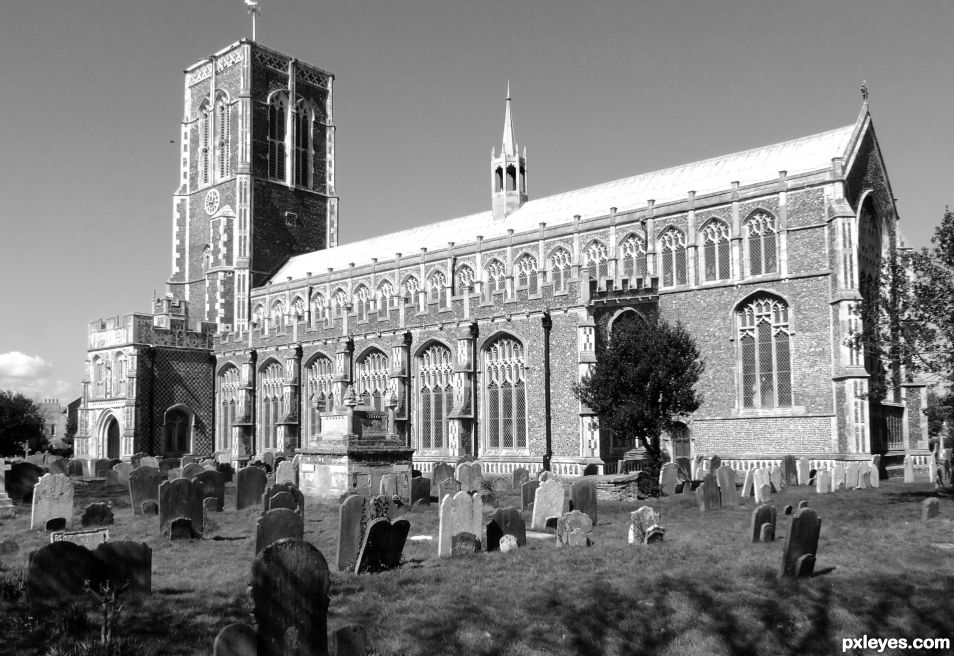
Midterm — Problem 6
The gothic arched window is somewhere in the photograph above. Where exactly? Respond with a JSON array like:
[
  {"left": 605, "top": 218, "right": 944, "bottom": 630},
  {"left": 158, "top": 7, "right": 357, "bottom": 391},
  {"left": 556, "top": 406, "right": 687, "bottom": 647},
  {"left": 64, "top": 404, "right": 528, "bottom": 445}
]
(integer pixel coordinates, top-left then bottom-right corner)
[
  {"left": 744, "top": 211, "right": 778, "bottom": 277},
  {"left": 377, "top": 280, "right": 394, "bottom": 311},
  {"left": 428, "top": 270, "right": 446, "bottom": 305},
  {"left": 305, "top": 354, "right": 334, "bottom": 439},
  {"left": 217, "top": 365, "right": 241, "bottom": 452},
  {"left": 290, "top": 297, "right": 305, "bottom": 323},
  {"left": 333, "top": 288, "right": 348, "bottom": 315},
  {"left": 583, "top": 241, "right": 609, "bottom": 280},
  {"left": 311, "top": 293, "right": 325, "bottom": 324},
  {"left": 418, "top": 343, "right": 454, "bottom": 451},
  {"left": 549, "top": 247, "right": 572, "bottom": 292},
  {"left": 355, "top": 350, "right": 389, "bottom": 410},
  {"left": 483, "top": 336, "right": 528, "bottom": 451},
  {"left": 402, "top": 276, "right": 420, "bottom": 305},
  {"left": 619, "top": 234, "right": 647, "bottom": 278},
  {"left": 252, "top": 303, "right": 266, "bottom": 326},
  {"left": 259, "top": 361, "right": 284, "bottom": 450},
  {"left": 516, "top": 253, "right": 538, "bottom": 294},
  {"left": 700, "top": 219, "right": 731, "bottom": 282},
  {"left": 354, "top": 285, "right": 371, "bottom": 321},
  {"left": 486, "top": 259, "right": 506, "bottom": 296},
  {"left": 114, "top": 352, "right": 126, "bottom": 397},
  {"left": 455, "top": 265, "right": 475, "bottom": 293},
  {"left": 660, "top": 227, "right": 688, "bottom": 287},
  {"left": 267, "top": 94, "right": 287, "bottom": 181},
  {"left": 737, "top": 295, "right": 793, "bottom": 409},
  {"left": 200, "top": 103, "right": 212, "bottom": 186},
  {"left": 216, "top": 99, "right": 231, "bottom": 179},
  {"left": 269, "top": 300, "right": 285, "bottom": 328},
  {"left": 294, "top": 102, "right": 313, "bottom": 188}
]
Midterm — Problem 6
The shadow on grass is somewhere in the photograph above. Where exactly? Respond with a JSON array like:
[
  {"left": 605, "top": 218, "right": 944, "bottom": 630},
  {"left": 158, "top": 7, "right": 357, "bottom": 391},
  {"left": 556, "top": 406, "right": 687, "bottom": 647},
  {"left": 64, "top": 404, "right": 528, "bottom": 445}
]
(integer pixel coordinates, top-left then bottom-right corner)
[{"left": 881, "top": 487, "right": 954, "bottom": 504}]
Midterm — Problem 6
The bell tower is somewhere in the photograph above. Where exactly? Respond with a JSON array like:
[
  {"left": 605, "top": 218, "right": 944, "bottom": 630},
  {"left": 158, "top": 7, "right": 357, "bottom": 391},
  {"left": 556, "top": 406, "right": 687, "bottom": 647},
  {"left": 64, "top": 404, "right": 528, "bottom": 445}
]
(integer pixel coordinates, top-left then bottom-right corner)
[{"left": 491, "top": 83, "right": 528, "bottom": 220}]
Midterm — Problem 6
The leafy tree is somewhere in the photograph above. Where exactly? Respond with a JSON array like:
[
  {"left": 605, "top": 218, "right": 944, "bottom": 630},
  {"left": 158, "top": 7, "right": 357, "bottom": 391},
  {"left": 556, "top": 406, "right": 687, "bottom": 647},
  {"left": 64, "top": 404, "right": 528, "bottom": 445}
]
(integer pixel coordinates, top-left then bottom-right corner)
[
  {"left": 0, "top": 390, "right": 48, "bottom": 457},
  {"left": 573, "top": 312, "right": 704, "bottom": 492}
]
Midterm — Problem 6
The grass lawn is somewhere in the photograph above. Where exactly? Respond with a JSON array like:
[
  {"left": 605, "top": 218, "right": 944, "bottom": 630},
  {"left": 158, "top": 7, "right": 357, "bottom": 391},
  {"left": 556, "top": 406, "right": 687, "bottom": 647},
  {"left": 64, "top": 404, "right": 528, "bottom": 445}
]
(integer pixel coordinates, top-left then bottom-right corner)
[{"left": 1, "top": 476, "right": 953, "bottom": 656}]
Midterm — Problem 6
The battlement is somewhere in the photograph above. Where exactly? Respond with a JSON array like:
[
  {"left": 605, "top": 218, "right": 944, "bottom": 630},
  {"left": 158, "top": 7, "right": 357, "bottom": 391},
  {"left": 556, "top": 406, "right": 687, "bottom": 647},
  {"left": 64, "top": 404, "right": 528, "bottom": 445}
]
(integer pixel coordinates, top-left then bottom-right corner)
[{"left": 88, "top": 311, "right": 217, "bottom": 352}]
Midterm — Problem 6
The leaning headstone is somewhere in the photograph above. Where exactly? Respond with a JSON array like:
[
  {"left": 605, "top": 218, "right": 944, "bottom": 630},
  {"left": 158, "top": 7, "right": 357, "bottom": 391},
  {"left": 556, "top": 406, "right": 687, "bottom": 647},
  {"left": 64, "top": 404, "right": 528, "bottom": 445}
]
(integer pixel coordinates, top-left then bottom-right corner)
[
  {"left": 213, "top": 623, "right": 257, "bottom": 656},
  {"left": 80, "top": 502, "right": 114, "bottom": 527},
  {"left": 129, "top": 458, "right": 163, "bottom": 515},
  {"left": 51, "top": 527, "right": 109, "bottom": 549},
  {"left": 31, "top": 473, "right": 74, "bottom": 530},
  {"left": 769, "top": 466, "right": 784, "bottom": 492},
  {"left": 512, "top": 467, "right": 530, "bottom": 491},
  {"left": 486, "top": 507, "right": 527, "bottom": 551},
  {"left": 740, "top": 469, "right": 754, "bottom": 499},
  {"left": 251, "top": 539, "right": 330, "bottom": 656},
  {"left": 659, "top": 463, "right": 677, "bottom": 497},
  {"left": 556, "top": 510, "right": 594, "bottom": 547},
  {"left": 336, "top": 495, "right": 366, "bottom": 571},
  {"left": 831, "top": 464, "right": 846, "bottom": 492},
  {"left": 432, "top": 463, "right": 455, "bottom": 488},
  {"left": 531, "top": 478, "right": 569, "bottom": 530},
  {"left": 457, "top": 461, "right": 483, "bottom": 492},
  {"left": 697, "top": 472, "right": 721, "bottom": 512},
  {"left": 628, "top": 506, "right": 664, "bottom": 545},
  {"left": 815, "top": 470, "right": 831, "bottom": 495},
  {"left": 922, "top": 498, "right": 940, "bottom": 520},
  {"left": 521, "top": 480, "right": 540, "bottom": 511},
  {"left": 111, "top": 462, "right": 133, "bottom": 487},
  {"left": 410, "top": 476, "right": 430, "bottom": 505},
  {"left": 780, "top": 508, "right": 822, "bottom": 578},
  {"left": 750, "top": 504, "right": 776, "bottom": 543},
  {"left": 139, "top": 456, "right": 159, "bottom": 469},
  {"left": 236, "top": 466, "right": 268, "bottom": 510},
  {"left": 753, "top": 469, "right": 772, "bottom": 504},
  {"left": 781, "top": 455, "right": 798, "bottom": 486},
  {"left": 355, "top": 517, "right": 411, "bottom": 573},
  {"left": 158, "top": 478, "right": 202, "bottom": 536},
  {"left": 435, "top": 477, "right": 460, "bottom": 503},
  {"left": 275, "top": 460, "right": 297, "bottom": 486},
  {"left": 796, "top": 458, "right": 810, "bottom": 485},
  {"left": 195, "top": 470, "right": 226, "bottom": 512},
  {"left": 182, "top": 462, "right": 205, "bottom": 480},
  {"left": 256, "top": 508, "right": 305, "bottom": 554},
  {"left": 570, "top": 478, "right": 597, "bottom": 525},
  {"left": 716, "top": 467, "right": 736, "bottom": 503}
]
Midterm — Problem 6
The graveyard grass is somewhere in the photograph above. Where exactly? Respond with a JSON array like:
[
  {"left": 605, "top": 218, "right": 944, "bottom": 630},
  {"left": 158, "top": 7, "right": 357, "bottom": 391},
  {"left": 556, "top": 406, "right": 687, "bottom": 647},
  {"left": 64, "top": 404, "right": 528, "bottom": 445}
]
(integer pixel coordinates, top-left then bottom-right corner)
[{"left": 1, "top": 479, "right": 954, "bottom": 656}]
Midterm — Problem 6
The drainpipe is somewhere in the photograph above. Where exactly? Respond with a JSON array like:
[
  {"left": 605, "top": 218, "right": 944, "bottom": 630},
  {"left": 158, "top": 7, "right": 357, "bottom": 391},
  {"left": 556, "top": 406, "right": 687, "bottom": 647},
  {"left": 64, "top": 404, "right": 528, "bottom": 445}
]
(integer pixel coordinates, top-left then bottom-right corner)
[
  {"left": 470, "top": 321, "right": 479, "bottom": 459},
  {"left": 542, "top": 312, "right": 553, "bottom": 471}
]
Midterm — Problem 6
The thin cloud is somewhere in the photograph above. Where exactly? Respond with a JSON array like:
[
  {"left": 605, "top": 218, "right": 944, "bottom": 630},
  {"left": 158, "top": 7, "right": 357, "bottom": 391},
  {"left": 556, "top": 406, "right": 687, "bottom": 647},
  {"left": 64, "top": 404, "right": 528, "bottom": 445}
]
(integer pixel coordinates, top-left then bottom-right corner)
[{"left": 0, "top": 351, "right": 78, "bottom": 402}]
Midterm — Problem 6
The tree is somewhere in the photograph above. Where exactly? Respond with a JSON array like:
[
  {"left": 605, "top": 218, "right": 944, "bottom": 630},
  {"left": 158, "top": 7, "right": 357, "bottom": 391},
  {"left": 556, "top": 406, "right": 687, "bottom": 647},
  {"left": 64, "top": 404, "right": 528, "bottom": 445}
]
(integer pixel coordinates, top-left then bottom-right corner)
[
  {"left": 0, "top": 390, "right": 48, "bottom": 457},
  {"left": 573, "top": 312, "right": 704, "bottom": 492}
]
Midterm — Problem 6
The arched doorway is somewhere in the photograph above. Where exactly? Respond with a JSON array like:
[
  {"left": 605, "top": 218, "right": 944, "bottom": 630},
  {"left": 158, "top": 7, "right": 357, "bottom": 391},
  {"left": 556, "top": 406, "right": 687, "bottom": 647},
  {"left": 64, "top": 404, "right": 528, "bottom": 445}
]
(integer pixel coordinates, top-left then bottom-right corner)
[
  {"left": 105, "top": 416, "right": 120, "bottom": 460},
  {"left": 163, "top": 406, "right": 193, "bottom": 456},
  {"left": 669, "top": 422, "right": 691, "bottom": 459}
]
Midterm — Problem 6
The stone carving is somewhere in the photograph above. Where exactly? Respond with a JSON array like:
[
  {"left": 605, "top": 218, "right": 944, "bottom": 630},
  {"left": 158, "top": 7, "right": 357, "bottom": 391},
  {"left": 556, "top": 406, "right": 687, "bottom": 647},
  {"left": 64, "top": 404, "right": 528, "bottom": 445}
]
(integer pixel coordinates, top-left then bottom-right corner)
[{"left": 31, "top": 473, "right": 74, "bottom": 531}]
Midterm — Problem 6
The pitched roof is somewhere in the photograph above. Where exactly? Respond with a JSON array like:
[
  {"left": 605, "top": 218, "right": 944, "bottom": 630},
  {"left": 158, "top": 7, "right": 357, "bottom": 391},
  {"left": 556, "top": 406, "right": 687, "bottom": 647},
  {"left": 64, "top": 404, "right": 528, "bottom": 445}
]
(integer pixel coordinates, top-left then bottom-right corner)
[{"left": 273, "top": 123, "right": 856, "bottom": 282}]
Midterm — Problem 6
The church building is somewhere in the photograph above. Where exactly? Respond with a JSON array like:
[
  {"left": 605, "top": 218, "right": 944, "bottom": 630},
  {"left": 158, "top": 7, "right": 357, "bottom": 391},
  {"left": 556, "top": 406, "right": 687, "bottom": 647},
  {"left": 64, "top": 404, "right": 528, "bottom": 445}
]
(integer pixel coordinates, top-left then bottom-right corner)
[{"left": 74, "top": 36, "right": 930, "bottom": 478}]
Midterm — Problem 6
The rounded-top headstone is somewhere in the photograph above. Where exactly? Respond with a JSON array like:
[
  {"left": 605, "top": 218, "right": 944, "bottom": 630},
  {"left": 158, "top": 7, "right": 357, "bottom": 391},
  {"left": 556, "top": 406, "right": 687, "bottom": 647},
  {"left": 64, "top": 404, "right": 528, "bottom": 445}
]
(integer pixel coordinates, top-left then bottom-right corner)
[{"left": 213, "top": 623, "right": 257, "bottom": 656}]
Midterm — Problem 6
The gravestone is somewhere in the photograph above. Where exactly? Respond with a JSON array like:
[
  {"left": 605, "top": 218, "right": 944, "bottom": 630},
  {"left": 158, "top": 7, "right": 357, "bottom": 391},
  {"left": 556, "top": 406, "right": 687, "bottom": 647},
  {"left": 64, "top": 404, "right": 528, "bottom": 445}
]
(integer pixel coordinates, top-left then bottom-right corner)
[
  {"left": 485, "top": 507, "right": 527, "bottom": 551},
  {"left": 202, "top": 497, "right": 220, "bottom": 537},
  {"left": 129, "top": 453, "right": 147, "bottom": 468},
  {"left": 158, "top": 478, "right": 202, "bottom": 536},
  {"left": 182, "top": 462, "right": 206, "bottom": 480},
  {"left": 499, "top": 534, "right": 519, "bottom": 553},
  {"left": 93, "top": 459, "right": 110, "bottom": 478},
  {"left": 139, "top": 456, "right": 159, "bottom": 469},
  {"left": 784, "top": 505, "right": 793, "bottom": 515},
  {"left": 781, "top": 507, "right": 822, "bottom": 578},
  {"left": 798, "top": 500, "right": 809, "bottom": 509},
  {"left": 521, "top": 480, "right": 540, "bottom": 511},
  {"left": 628, "top": 506, "right": 663, "bottom": 545},
  {"left": 111, "top": 462, "right": 133, "bottom": 486},
  {"left": 814, "top": 470, "right": 831, "bottom": 495},
  {"left": 753, "top": 469, "right": 771, "bottom": 504},
  {"left": 236, "top": 466, "right": 268, "bottom": 510},
  {"left": 512, "top": 467, "right": 529, "bottom": 491},
  {"left": 252, "top": 540, "right": 331, "bottom": 656},
  {"left": 263, "top": 482, "right": 305, "bottom": 515},
  {"left": 435, "top": 477, "right": 460, "bottom": 503},
  {"left": 256, "top": 508, "right": 305, "bottom": 554},
  {"left": 141, "top": 500, "right": 158, "bottom": 515},
  {"left": 437, "top": 491, "right": 482, "bottom": 558},
  {"left": 570, "top": 478, "right": 597, "bottom": 525},
  {"left": 451, "top": 532, "right": 479, "bottom": 556},
  {"left": 167, "top": 467, "right": 182, "bottom": 480},
  {"left": 67, "top": 459, "right": 84, "bottom": 477},
  {"left": 80, "top": 502, "right": 114, "bottom": 527},
  {"left": 158, "top": 458, "right": 180, "bottom": 477},
  {"left": 716, "top": 467, "right": 736, "bottom": 503},
  {"left": 858, "top": 470, "right": 871, "bottom": 489},
  {"left": 556, "top": 510, "right": 594, "bottom": 547},
  {"left": 796, "top": 458, "right": 810, "bottom": 485},
  {"left": 214, "top": 623, "right": 257, "bottom": 656},
  {"left": 329, "top": 625, "right": 368, "bottom": 656},
  {"left": 379, "top": 473, "right": 398, "bottom": 498},
  {"left": 31, "top": 473, "right": 74, "bottom": 530},
  {"left": 269, "top": 491, "right": 297, "bottom": 512},
  {"left": 831, "top": 464, "right": 846, "bottom": 492},
  {"left": 457, "top": 461, "right": 483, "bottom": 492},
  {"left": 750, "top": 504, "right": 776, "bottom": 543},
  {"left": 531, "top": 479, "right": 568, "bottom": 530},
  {"left": 275, "top": 460, "right": 297, "bottom": 486},
  {"left": 869, "top": 455, "right": 882, "bottom": 488},
  {"left": 676, "top": 457, "right": 692, "bottom": 481},
  {"left": 740, "top": 469, "right": 754, "bottom": 499},
  {"left": 659, "top": 463, "right": 677, "bottom": 497},
  {"left": 781, "top": 455, "right": 797, "bottom": 486},
  {"left": 697, "top": 472, "right": 721, "bottom": 512},
  {"left": 479, "top": 489, "right": 497, "bottom": 510},
  {"left": 217, "top": 462, "right": 235, "bottom": 483},
  {"left": 26, "top": 541, "right": 96, "bottom": 605},
  {"left": 769, "top": 466, "right": 783, "bottom": 492},
  {"left": 336, "top": 495, "right": 366, "bottom": 571},
  {"left": 922, "top": 498, "right": 940, "bottom": 520},
  {"left": 845, "top": 462, "right": 860, "bottom": 489},
  {"left": 180, "top": 455, "right": 197, "bottom": 466},
  {"left": 355, "top": 517, "right": 410, "bottom": 573},
  {"left": 262, "top": 451, "right": 275, "bottom": 469},
  {"left": 709, "top": 455, "right": 722, "bottom": 471},
  {"left": 432, "top": 462, "right": 455, "bottom": 488},
  {"left": 903, "top": 455, "right": 915, "bottom": 483},
  {"left": 96, "top": 541, "right": 152, "bottom": 593},
  {"left": 51, "top": 528, "right": 109, "bottom": 548},
  {"left": 48, "top": 458, "right": 68, "bottom": 476},
  {"left": 170, "top": 518, "right": 198, "bottom": 540},
  {"left": 410, "top": 476, "right": 430, "bottom": 505},
  {"left": 491, "top": 477, "right": 510, "bottom": 492},
  {"left": 195, "top": 470, "right": 226, "bottom": 512}
]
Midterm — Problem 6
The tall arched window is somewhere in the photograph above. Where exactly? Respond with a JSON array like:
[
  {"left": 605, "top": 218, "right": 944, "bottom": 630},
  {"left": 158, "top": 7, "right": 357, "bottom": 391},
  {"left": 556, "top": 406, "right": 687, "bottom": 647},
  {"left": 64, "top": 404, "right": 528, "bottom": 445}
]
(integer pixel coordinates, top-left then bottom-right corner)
[
  {"left": 455, "top": 265, "right": 475, "bottom": 293},
  {"left": 418, "top": 343, "right": 454, "bottom": 451},
  {"left": 744, "top": 212, "right": 778, "bottom": 276},
  {"left": 267, "top": 94, "right": 287, "bottom": 181},
  {"left": 269, "top": 299, "right": 285, "bottom": 328},
  {"left": 738, "top": 295, "right": 793, "bottom": 409},
  {"left": 660, "top": 227, "right": 687, "bottom": 287},
  {"left": 428, "top": 270, "right": 446, "bottom": 305},
  {"left": 583, "top": 241, "right": 609, "bottom": 280},
  {"left": 200, "top": 104, "right": 212, "bottom": 186},
  {"left": 516, "top": 254, "right": 538, "bottom": 294},
  {"left": 483, "top": 336, "right": 528, "bottom": 451},
  {"left": 305, "top": 355, "right": 334, "bottom": 439},
  {"left": 290, "top": 296, "right": 305, "bottom": 322},
  {"left": 217, "top": 366, "right": 241, "bottom": 451},
  {"left": 252, "top": 304, "right": 266, "bottom": 326},
  {"left": 294, "top": 102, "right": 313, "bottom": 188},
  {"left": 377, "top": 280, "right": 394, "bottom": 312},
  {"left": 91, "top": 356, "right": 105, "bottom": 398},
  {"left": 114, "top": 352, "right": 126, "bottom": 397},
  {"left": 549, "top": 248, "right": 572, "bottom": 292},
  {"left": 355, "top": 350, "right": 389, "bottom": 410},
  {"left": 486, "top": 259, "right": 506, "bottom": 296},
  {"left": 311, "top": 293, "right": 325, "bottom": 325},
  {"left": 202, "top": 245, "right": 212, "bottom": 271},
  {"left": 259, "top": 361, "right": 284, "bottom": 450},
  {"left": 354, "top": 285, "right": 371, "bottom": 320},
  {"left": 619, "top": 234, "right": 647, "bottom": 278},
  {"left": 701, "top": 219, "right": 731, "bottom": 282},
  {"left": 333, "top": 288, "right": 348, "bottom": 315},
  {"left": 402, "top": 276, "right": 420, "bottom": 305},
  {"left": 216, "top": 99, "right": 231, "bottom": 179}
]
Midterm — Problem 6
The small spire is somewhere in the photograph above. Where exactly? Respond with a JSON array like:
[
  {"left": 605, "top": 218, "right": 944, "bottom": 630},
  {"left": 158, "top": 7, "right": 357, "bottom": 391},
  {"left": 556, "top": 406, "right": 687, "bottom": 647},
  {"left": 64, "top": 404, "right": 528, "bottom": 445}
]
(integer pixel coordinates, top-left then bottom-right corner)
[
  {"left": 860, "top": 80, "right": 869, "bottom": 103},
  {"left": 502, "top": 82, "right": 516, "bottom": 157},
  {"left": 245, "top": 0, "right": 260, "bottom": 41}
]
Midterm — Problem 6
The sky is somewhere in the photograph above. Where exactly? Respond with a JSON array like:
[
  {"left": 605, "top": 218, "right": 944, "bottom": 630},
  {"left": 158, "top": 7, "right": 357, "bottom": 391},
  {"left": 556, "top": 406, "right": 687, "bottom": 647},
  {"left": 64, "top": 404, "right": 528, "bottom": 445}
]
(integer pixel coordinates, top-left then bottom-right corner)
[{"left": 0, "top": 0, "right": 952, "bottom": 403}]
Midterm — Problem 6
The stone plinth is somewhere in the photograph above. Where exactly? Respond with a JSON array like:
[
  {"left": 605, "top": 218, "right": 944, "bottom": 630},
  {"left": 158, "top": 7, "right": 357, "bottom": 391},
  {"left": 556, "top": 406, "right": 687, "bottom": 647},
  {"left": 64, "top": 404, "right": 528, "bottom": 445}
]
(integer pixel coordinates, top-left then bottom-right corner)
[{"left": 297, "top": 437, "right": 414, "bottom": 501}]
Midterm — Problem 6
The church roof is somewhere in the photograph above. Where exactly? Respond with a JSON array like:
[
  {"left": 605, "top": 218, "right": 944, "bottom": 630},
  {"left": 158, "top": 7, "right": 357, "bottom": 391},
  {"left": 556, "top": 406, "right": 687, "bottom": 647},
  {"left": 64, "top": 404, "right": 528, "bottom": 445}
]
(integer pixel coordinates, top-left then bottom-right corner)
[{"left": 273, "top": 122, "right": 856, "bottom": 283}]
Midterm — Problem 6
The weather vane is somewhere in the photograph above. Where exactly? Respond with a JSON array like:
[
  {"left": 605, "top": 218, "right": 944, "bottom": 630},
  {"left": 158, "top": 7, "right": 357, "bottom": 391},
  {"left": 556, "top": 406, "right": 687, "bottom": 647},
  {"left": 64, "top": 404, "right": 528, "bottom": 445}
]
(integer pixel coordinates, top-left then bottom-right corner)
[
  {"left": 860, "top": 80, "right": 869, "bottom": 103},
  {"left": 245, "top": 0, "right": 260, "bottom": 41}
]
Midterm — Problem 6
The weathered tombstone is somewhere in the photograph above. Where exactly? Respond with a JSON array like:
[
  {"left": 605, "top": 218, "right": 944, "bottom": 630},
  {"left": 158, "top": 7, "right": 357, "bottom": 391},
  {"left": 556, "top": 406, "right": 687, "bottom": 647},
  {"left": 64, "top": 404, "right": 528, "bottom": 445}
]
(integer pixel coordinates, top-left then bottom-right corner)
[
  {"left": 798, "top": 500, "right": 809, "bottom": 509},
  {"left": 659, "top": 463, "right": 677, "bottom": 497},
  {"left": 869, "top": 455, "right": 882, "bottom": 488},
  {"left": 262, "top": 482, "right": 305, "bottom": 516},
  {"left": 903, "top": 455, "right": 915, "bottom": 483},
  {"left": 435, "top": 477, "right": 460, "bottom": 503},
  {"left": 709, "top": 455, "right": 722, "bottom": 471},
  {"left": 753, "top": 469, "right": 772, "bottom": 504},
  {"left": 570, "top": 478, "right": 597, "bottom": 525},
  {"left": 213, "top": 623, "right": 257, "bottom": 656},
  {"left": 256, "top": 508, "right": 305, "bottom": 554},
  {"left": 784, "top": 504, "right": 794, "bottom": 515},
  {"left": 780, "top": 507, "right": 822, "bottom": 578},
  {"left": 796, "top": 458, "right": 810, "bottom": 485},
  {"left": 499, "top": 534, "right": 519, "bottom": 553},
  {"left": 236, "top": 466, "right": 268, "bottom": 510},
  {"left": 845, "top": 462, "right": 860, "bottom": 489},
  {"left": 355, "top": 517, "right": 410, "bottom": 573},
  {"left": 716, "top": 467, "right": 736, "bottom": 503},
  {"left": 167, "top": 467, "right": 183, "bottom": 480},
  {"left": 628, "top": 506, "right": 663, "bottom": 545},
  {"left": 815, "top": 470, "right": 831, "bottom": 495},
  {"left": 410, "top": 476, "right": 430, "bottom": 505},
  {"left": 512, "top": 467, "right": 529, "bottom": 491},
  {"left": 432, "top": 462, "right": 455, "bottom": 488},
  {"left": 141, "top": 500, "right": 158, "bottom": 515},
  {"left": 531, "top": 478, "right": 569, "bottom": 530},
  {"left": 195, "top": 469, "right": 226, "bottom": 512},
  {"left": 437, "top": 491, "right": 482, "bottom": 558},
  {"left": 180, "top": 455, "right": 197, "bottom": 466},
  {"left": 922, "top": 497, "right": 940, "bottom": 520},
  {"left": 182, "top": 462, "right": 206, "bottom": 480},
  {"left": 521, "top": 480, "right": 540, "bottom": 511},
  {"left": 457, "top": 461, "right": 483, "bottom": 492},
  {"left": 740, "top": 468, "right": 754, "bottom": 499},
  {"left": 336, "top": 495, "right": 366, "bottom": 571},
  {"left": 51, "top": 527, "right": 109, "bottom": 548},
  {"left": 158, "top": 478, "right": 202, "bottom": 536},
  {"left": 831, "top": 464, "right": 846, "bottom": 492},
  {"left": 275, "top": 460, "right": 296, "bottom": 486},
  {"left": 93, "top": 459, "right": 110, "bottom": 478},
  {"left": 251, "top": 539, "right": 330, "bottom": 656},
  {"left": 129, "top": 453, "right": 147, "bottom": 468},
  {"left": 485, "top": 507, "right": 527, "bottom": 551},
  {"left": 269, "top": 491, "right": 297, "bottom": 512},
  {"left": 110, "top": 462, "right": 133, "bottom": 487},
  {"left": 329, "top": 624, "right": 368, "bottom": 656},
  {"left": 26, "top": 541, "right": 96, "bottom": 605},
  {"left": 262, "top": 451, "right": 275, "bottom": 469},
  {"left": 67, "top": 459, "right": 84, "bottom": 477},
  {"left": 858, "top": 470, "right": 871, "bottom": 489},
  {"left": 750, "top": 504, "right": 776, "bottom": 543},
  {"left": 202, "top": 497, "right": 220, "bottom": 537},
  {"left": 158, "top": 458, "right": 180, "bottom": 477},
  {"left": 169, "top": 518, "right": 197, "bottom": 541},
  {"left": 379, "top": 473, "right": 398, "bottom": 498},
  {"left": 698, "top": 472, "right": 721, "bottom": 512},
  {"left": 31, "top": 473, "right": 74, "bottom": 530},
  {"left": 556, "top": 510, "right": 594, "bottom": 547},
  {"left": 95, "top": 541, "right": 152, "bottom": 594},
  {"left": 491, "top": 477, "right": 510, "bottom": 493},
  {"left": 781, "top": 455, "right": 798, "bottom": 486},
  {"left": 80, "top": 502, "right": 114, "bottom": 527},
  {"left": 48, "top": 457, "right": 68, "bottom": 476},
  {"left": 769, "top": 466, "right": 784, "bottom": 492},
  {"left": 451, "top": 532, "right": 479, "bottom": 556},
  {"left": 139, "top": 456, "right": 159, "bottom": 469}
]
